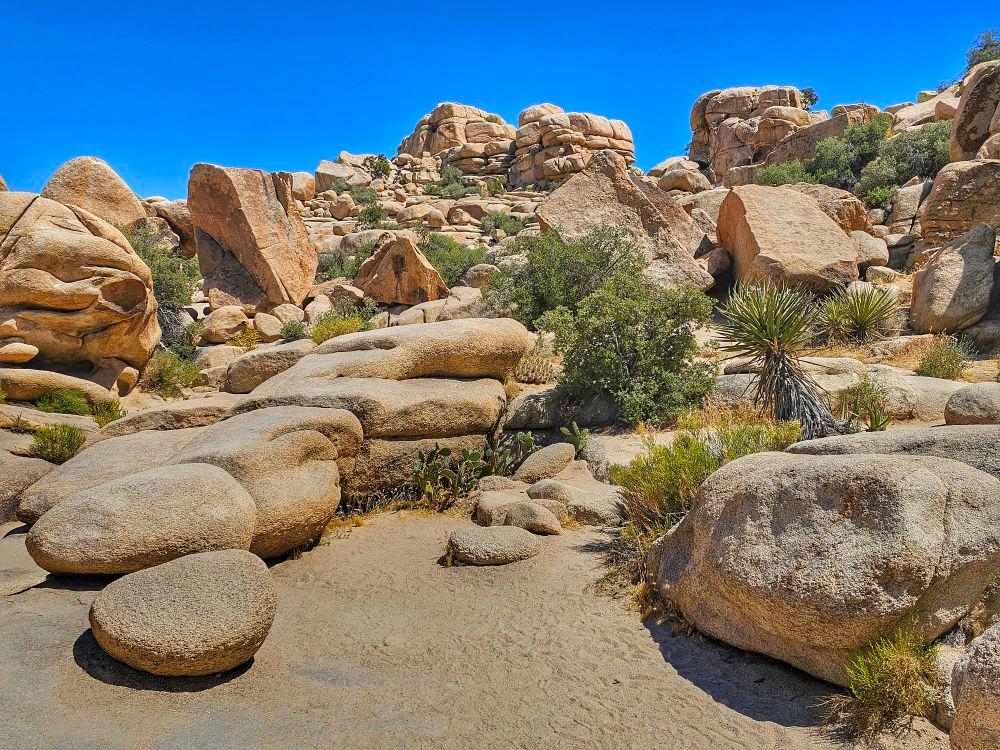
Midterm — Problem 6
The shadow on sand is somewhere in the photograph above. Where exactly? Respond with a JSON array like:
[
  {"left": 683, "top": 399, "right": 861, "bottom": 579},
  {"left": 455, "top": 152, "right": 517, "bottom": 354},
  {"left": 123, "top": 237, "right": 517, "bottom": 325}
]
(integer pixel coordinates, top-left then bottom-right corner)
[{"left": 72, "top": 630, "right": 252, "bottom": 693}]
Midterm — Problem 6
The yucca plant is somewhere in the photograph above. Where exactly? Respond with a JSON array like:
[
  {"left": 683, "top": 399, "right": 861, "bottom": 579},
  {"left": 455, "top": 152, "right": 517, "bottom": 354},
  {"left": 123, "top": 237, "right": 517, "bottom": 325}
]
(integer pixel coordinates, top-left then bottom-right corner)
[
  {"left": 819, "top": 286, "right": 899, "bottom": 344},
  {"left": 719, "top": 282, "right": 847, "bottom": 440}
]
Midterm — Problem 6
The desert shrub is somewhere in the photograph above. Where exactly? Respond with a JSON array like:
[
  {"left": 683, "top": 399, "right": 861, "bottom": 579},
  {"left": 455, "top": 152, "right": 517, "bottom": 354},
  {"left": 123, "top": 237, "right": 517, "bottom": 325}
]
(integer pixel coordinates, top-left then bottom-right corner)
[
  {"left": 423, "top": 165, "right": 476, "bottom": 198},
  {"left": 483, "top": 175, "right": 507, "bottom": 197},
  {"left": 310, "top": 304, "right": 365, "bottom": 344},
  {"left": 144, "top": 351, "right": 199, "bottom": 397},
  {"left": 328, "top": 177, "right": 351, "bottom": 194},
  {"left": 480, "top": 211, "right": 526, "bottom": 236},
  {"left": 483, "top": 226, "right": 645, "bottom": 327},
  {"left": 719, "top": 282, "right": 846, "bottom": 439},
  {"left": 967, "top": 29, "right": 1000, "bottom": 71},
  {"left": 855, "top": 121, "right": 951, "bottom": 207},
  {"left": 91, "top": 400, "right": 126, "bottom": 427},
  {"left": 122, "top": 225, "right": 199, "bottom": 311},
  {"left": 168, "top": 321, "right": 203, "bottom": 361},
  {"left": 316, "top": 239, "right": 377, "bottom": 282},
  {"left": 36, "top": 388, "right": 91, "bottom": 416},
  {"left": 756, "top": 160, "right": 816, "bottom": 186},
  {"left": 0, "top": 386, "right": 5, "bottom": 404},
  {"left": 818, "top": 286, "right": 900, "bottom": 344},
  {"left": 916, "top": 336, "right": 971, "bottom": 379},
  {"left": 361, "top": 154, "right": 391, "bottom": 179},
  {"left": 840, "top": 375, "right": 891, "bottom": 432},
  {"left": 32, "top": 424, "right": 86, "bottom": 464},
  {"left": 357, "top": 203, "right": 386, "bottom": 229},
  {"left": 484, "top": 114, "right": 503, "bottom": 124},
  {"left": 513, "top": 335, "right": 556, "bottom": 384},
  {"left": 801, "top": 87, "right": 819, "bottom": 109},
  {"left": 418, "top": 233, "right": 485, "bottom": 286},
  {"left": 539, "top": 275, "right": 714, "bottom": 427},
  {"left": 610, "top": 404, "right": 800, "bottom": 585},
  {"left": 348, "top": 186, "right": 378, "bottom": 205},
  {"left": 806, "top": 114, "right": 892, "bottom": 191},
  {"left": 280, "top": 319, "right": 307, "bottom": 341},
  {"left": 226, "top": 328, "right": 260, "bottom": 352},
  {"left": 824, "top": 623, "right": 937, "bottom": 741}
]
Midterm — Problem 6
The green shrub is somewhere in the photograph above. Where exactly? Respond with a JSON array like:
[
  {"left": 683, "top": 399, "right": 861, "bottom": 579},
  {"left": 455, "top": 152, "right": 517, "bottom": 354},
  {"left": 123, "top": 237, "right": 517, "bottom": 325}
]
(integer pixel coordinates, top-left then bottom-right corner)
[
  {"left": 539, "top": 274, "right": 714, "bottom": 426},
  {"left": 91, "top": 400, "right": 126, "bottom": 427},
  {"left": 122, "top": 225, "right": 199, "bottom": 311},
  {"left": 311, "top": 305, "right": 365, "bottom": 344},
  {"left": 226, "top": 328, "right": 260, "bottom": 352},
  {"left": 280, "top": 319, "right": 307, "bottom": 341},
  {"left": 32, "top": 425, "right": 86, "bottom": 463},
  {"left": 423, "top": 164, "right": 476, "bottom": 198},
  {"left": 480, "top": 211, "right": 526, "bottom": 236},
  {"left": 418, "top": 233, "right": 485, "bottom": 287},
  {"left": 818, "top": 286, "right": 900, "bottom": 344},
  {"left": 967, "top": 29, "right": 1000, "bottom": 71},
  {"left": 801, "top": 87, "right": 819, "bottom": 109},
  {"left": 357, "top": 203, "right": 386, "bottom": 229},
  {"left": 348, "top": 186, "right": 378, "bottom": 205},
  {"left": 0, "top": 386, "right": 5, "bottom": 404},
  {"left": 824, "top": 623, "right": 937, "bottom": 741},
  {"left": 756, "top": 160, "right": 816, "bottom": 186},
  {"left": 916, "top": 336, "right": 971, "bottom": 379},
  {"left": 806, "top": 114, "right": 892, "bottom": 191},
  {"left": 855, "top": 120, "right": 951, "bottom": 207},
  {"left": 168, "top": 321, "right": 203, "bottom": 362},
  {"left": 483, "top": 226, "right": 645, "bottom": 327},
  {"left": 483, "top": 175, "right": 507, "bottom": 197},
  {"left": 361, "top": 154, "right": 391, "bottom": 179},
  {"left": 36, "top": 388, "right": 92, "bottom": 416},
  {"left": 484, "top": 114, "right": 502, "bottom": 124},
  {"left": 840, "top": 375, "right": 891, "bottom": 432},
  {"left": 144, "top": 352, "right": 200, "bottom": 397},
  {"left": 316, "top": 239, "right": 377, "bottom": 282}
]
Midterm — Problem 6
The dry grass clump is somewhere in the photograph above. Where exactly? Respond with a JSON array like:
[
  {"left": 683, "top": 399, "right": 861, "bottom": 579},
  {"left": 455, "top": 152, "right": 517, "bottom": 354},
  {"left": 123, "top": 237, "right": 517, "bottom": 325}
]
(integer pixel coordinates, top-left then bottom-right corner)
[
  {"left": 226, "top": 328, "right": 260, "bottom": 352},
  {"left": 916, "top": 336, "right": 972, "bottom": 379},
  {"left": 32, "top": 424, "right": 86, "bottom": 463},
  {"left": 310, "top": 310, "right": 365, "bottom": 344},
  {"left": 822, "top": 623, "right": 938, "bottom": 743}
]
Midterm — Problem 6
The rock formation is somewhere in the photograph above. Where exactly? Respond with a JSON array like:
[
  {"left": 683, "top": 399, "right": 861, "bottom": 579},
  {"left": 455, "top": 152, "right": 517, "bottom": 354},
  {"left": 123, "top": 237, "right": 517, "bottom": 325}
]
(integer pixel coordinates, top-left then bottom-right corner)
[
  {"left": 950, "top": 61, "right": 1000, "bottom": 161},
  {"left": 41, "top": 156, "right": 148, "bottom": 230}
]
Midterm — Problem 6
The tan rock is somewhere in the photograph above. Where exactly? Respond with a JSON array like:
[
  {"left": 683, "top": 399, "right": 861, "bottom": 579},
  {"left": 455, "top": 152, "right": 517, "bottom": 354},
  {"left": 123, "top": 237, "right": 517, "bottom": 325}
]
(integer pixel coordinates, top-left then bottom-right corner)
[
  {"left": 0, "top": 368, "right": 114, "bottom": 404},
  {"left": 201, "top": 305, "right": 250, "bottom": 344},
  {"left": 271, "top": 303, "right": 305, "bottom": 324},
  {"left": 40, "top": 157, "right": 146, "bottom": 228},
  {"left": 252, "top": 312, "right": 283, "bottom": 342},
  {"left": 657, "top": 168, "right": 712, "bottom": 193},
  {"left": 950, "top": 62, "right": 1000, "bottom": 161},
  {"left": 353, "top": 234, "right": 449, "bottom": 305},
  {"left": 222, "top": 339, "right": 316, "bottom": 394},
  {"left": 919, "top": 160, "right": 1000, "bottom": 248},
  {"left": 0, "top": 342, "right": 38, "bottom": 363},
  {"left": 188, "top": 164, "right": 316, "bottom": 308},
  {"left": 978, "top": 133, "right": 1000, "bottom": 159},
  {"left": 783, "top": 183, "right": 872, "bottom": 233},
  {"left": 1, "top": 451, "right": 52, "bottom": 523},
  {"left": 150, "top": 199, "right": 197, "bottom": 259}
]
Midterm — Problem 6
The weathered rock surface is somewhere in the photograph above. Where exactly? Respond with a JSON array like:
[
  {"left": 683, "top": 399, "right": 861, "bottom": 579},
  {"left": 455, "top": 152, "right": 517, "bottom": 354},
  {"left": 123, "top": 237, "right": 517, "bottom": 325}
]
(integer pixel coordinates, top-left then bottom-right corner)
[
  {"left": 946, "top": 382, "right": 1000, "bottom": 425},
  {"left": 657, "top": 451, "right": 1000, "bottom": 685},
  {"left": 910, "top": 225, "right": 996, "bottom": 333},
  {"left": 536, "top": 150, "right": 713, "bottom": 290},
  {"left": 347, "top": 435, "right": 487, "bottom": 498},
  {"left": 89, "top": 550, "right": 277, "bottom": 676},
  {"left": 950, "top": 61, "right": 1000, "bottom": 162},
  {"left": 40, "top": 157, "right": 147, "bottom": 229},
  {"left": 25, "top": 464, "right": 256, "bottom": 575},
  {"left": 512, "top": 443, "right": 576, "bottom": 484},
  {"left": 222, "top": 339, "right": 317, "bottom": 394},
  {"left": 188, "top": 164, "right": 316, "bottom": 309},
  {"left": 352, "top": 234, "right": 449, "bottom": 306},
  {"left": 502, "top": 501, "right": 562, "bottom": 535},
  {"left": 85, "top": 393, "right": 242, "bottom": 443},
  {"left": 0, "top": 368, "right": 115, "bottom": 404},
  {"left": 0, "top": 451, "right": 52, "bottom": 522},
  {"left": 717, "top": 185, "right": 858, "bottom": 290},
  {"left": 0, "top": 193, "right": 160, "bottom": 370},
  {"left": 446, "top": 525, "right": 542, "bottom": 565},
  {"left": 784, "top": 183, "right": 871, "bottom": 234},
  {"left": 150, "top": 199, "right": 197, "bottom": 258},
  {"left": 951, "top": 623, "right": 1000, "bottom": 750},
  {"left": 919, "top": 160, "right": 1000, "bottom": 248},
  {"left": 200, "top": 305, "right": 250, "bottom": 344}
]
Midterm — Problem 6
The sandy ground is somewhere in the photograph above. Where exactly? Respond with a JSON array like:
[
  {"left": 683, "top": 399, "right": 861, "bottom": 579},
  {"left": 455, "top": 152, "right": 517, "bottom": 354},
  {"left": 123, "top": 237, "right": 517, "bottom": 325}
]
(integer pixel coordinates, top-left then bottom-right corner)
[{"left": 0, "top": 514, "right": 948, "bottom": 750}]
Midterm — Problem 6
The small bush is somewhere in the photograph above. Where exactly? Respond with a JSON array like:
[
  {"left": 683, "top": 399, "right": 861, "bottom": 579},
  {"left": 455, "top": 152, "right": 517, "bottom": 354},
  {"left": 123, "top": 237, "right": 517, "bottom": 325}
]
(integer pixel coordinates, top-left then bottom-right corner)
[
  {"left": 818, "top": 286, "right": 900, "bottom": 344},
  {"left": 311, "top": 308, "right": 365, "bottom": 344},
  {"left": 357, "top": 203, "right": 386, "bottom": 229},
  {"left": 122, "top": 225, "right": 199, "bottom": 311},
  {"left": 361, "top": 154, "right": 391, "bottom": 179},
  {"left": 840, "top": 375, "right": 891, "bottom": 432},
  {"left": 144, "top": 352, "right": 200, "bottom": 397},
  {"left": 91, "top": 400, "right": 126, "bottom": 427},
  {"left": 855, "top": 120, "right": 951, "bottom": 207},
  {"left": 484, "top": 114, "right": 503, "bottom": 124},
  {"left": 539, "top": 274, "right": 715, "bottom": 427},
  {"left": 348, "top": 186, "right": 378, "bottom": 205},
  {"left": 168, "top": 321, "right": 204, "bottom": 361},
  {"left": 423, "top": 164, "right": 476, "bottom": 199},
  {"left": 316, "top": 239, "right": 378, "bottom": 282},
  {"left": 32, "top": 424, "right": 86, "bottom": 463},
  {"left": 418, "top": 233, "right": 485, "bottom": 286},
  {"left": 0, "top": 386, "right": 5, "bottom": 404},
  {"left": 756, "top": 160, "right": 816, "bottom": 186},
  {"left": 801, "top": 87, "right": 819, "bottom": 109},
  {"left": 824, "top": 623, "right": 937, "bottom": 741},
  {"left": 36, "top": 388, "right": 91, "bottom": 416},
  {"left": 280, "top": 320, "right": 307, "bottom": 341},
  {"left": 226, "top": 328, "right": 260, "bottom": 352},
  {"left": 967, "top": 29, "right": 1000, "bottom": 71},
  {"left": 483, "top": 175, "right": 507, "bottom": 197},
  {"left": 807, "top": 113, "right": 892, "bottom": 191},
  {"left": 916, "top": 336, "right": 971, "bottom": 379},
  {"left": 480, "top": 210, "right": 526, "bottom": 236}
]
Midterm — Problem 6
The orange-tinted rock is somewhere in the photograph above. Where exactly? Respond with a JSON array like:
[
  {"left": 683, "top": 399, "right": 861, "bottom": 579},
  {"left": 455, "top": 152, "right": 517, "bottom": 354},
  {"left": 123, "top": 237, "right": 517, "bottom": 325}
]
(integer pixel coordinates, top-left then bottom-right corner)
[
  {"left": 41, "top": 157, "right": 147, "bottom": 229},
  {"left": 353, "top": 234, "right": 449, "bottom": 305}
]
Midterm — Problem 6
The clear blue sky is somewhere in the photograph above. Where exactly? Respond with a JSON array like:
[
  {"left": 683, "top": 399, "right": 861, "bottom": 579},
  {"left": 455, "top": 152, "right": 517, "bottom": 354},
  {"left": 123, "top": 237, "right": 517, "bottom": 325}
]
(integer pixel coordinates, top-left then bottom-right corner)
[{"left": 2, "top": 2, "right": 996, "bottom": 199}]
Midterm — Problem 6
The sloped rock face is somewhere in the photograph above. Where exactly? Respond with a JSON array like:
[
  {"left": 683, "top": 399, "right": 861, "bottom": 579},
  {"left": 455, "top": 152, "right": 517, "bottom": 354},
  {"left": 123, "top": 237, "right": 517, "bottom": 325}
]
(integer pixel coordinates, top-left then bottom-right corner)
[
  {"left": 950, "top": 61, "right": 1000, "bottom": 162},
  {"left": 353, "top": 234, "right": 449, "bottom": 305},
  {"left": 717, "top": 185, "right": 858, "bottom": 290},
  {"left": 910, "top": 225, "right": 997, "bottom": 333},
  {"left": 951, "top": 623, "right": 1000, "bottom": 750},
  {"left": 919, "top": 160, "right": 1000, "bottom": 248},
  {"left": 188, "top": 164, "right": 316, "bottom": 309},
  {"left": 657, "top": 451, "right": 1000, "bottom": 686},
  {"left": 0, "top": 192, "right": 160, "bottom": 370},
  {"left": 782, "top": 183, "right": 871, "bottom": 233},
  {"left": 41, "top": 156, "right": 147, "bottom": 229},
  {"left": 890, "top": 84, "right": 960, "bottom": 132},
  {"left": 509, "top": 105, "right": 635, "bottom": 187},
  {"left": 536, "top": 150, "right": 713, "bottom": 290}
]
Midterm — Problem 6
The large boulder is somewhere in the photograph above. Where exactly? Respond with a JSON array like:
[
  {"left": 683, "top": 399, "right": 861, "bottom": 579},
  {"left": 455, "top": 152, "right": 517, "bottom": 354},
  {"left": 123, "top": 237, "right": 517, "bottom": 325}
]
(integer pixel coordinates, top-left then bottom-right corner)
[
  {"left": 40, "top": 157, "right": 147, "bottom": 229},
  {"left": 950, "top": 61, "right": 1000, "bottom": 162},
  {"left": 0, "top": 192, "right": 160, "bottom": 370},
  {"left": 951, "top": 623, "right": 1000, "bottom": 750},
  {"left": 919, "top": 160, "right": 1000, "bottom": 248},
  {"left": 352, "top": 233, "right": 449, "bottom": 306},
  {"left": 889, "top": 181, "right": 934, "bottom": 235},
  {"left": 946, "top": 382, "right": 1000, "bottom": 425},
  {"left": 222, "top": 339, "right": 317, "bottom": 394},
  {"left": 717, "top": 185, "right": 858, "bottom": 290},
  {"left": 910, "top": 225, "right": 997, "bottom": 333},
  {"left": 150, "top": 199, "right": 197, "bottom": 259},
  {"left": 168, "top": 406, "right": 363, "bottom": 558},
  {"left": 188, "top": 164, "right": 316, "bottom": 309},
  {"left": 89, "top": 549, "right": 276, "bottom": 676},
  {"left": 0, "top": 451, "right": 52, "bottom": 523},
  {"left": 783, "top": 183, "right": 872, "bottom": 233},
  {"left": 657, "top": 452, "right": 1000, "bottom": 685},
  {"left": 25, "top": 464, "right": 257, "bottom": 575},
  {"left": 536, "top": 150, "right": 713, "bottom": 290},
  {"left": 85, "top": 393, "right": 242, "bottom": 444},
  {"left": 346, "top": 434, "right": 486, "bottom": 498}
]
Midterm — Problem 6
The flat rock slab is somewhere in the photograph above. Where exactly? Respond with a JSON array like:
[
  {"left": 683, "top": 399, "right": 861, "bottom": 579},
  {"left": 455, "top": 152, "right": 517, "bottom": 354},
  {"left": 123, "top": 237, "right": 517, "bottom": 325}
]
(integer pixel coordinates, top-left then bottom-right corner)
[{"left": 0, "top": 523, "right": 47, "bottom": 596}]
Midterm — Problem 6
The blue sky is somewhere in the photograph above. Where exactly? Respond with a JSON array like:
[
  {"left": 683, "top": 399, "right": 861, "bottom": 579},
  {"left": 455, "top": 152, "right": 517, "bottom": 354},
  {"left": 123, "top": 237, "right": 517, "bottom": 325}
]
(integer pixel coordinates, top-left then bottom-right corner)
[{"left": 2, "top": 2, "right": 996, "bottom": 199}]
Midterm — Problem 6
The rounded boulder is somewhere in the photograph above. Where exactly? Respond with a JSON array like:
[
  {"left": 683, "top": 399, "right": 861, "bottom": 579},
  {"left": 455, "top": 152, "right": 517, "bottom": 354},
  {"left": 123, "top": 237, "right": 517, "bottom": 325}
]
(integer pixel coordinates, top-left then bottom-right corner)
[
  {"left": 446, "top": 525, "right": 542, "bottom": 566},
  {"left": 945, "top": 382, "right": 1000, "bottom": 425},
  {"left": 89, "top": 549, "right": 277, "bottom": 676}
]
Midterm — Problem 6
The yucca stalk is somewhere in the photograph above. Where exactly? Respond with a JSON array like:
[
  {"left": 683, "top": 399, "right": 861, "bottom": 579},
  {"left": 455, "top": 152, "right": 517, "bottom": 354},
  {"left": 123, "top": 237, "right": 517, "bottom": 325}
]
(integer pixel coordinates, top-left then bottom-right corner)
[{"left": 719, "top": 282, "right": 847, "bottom": 440}]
